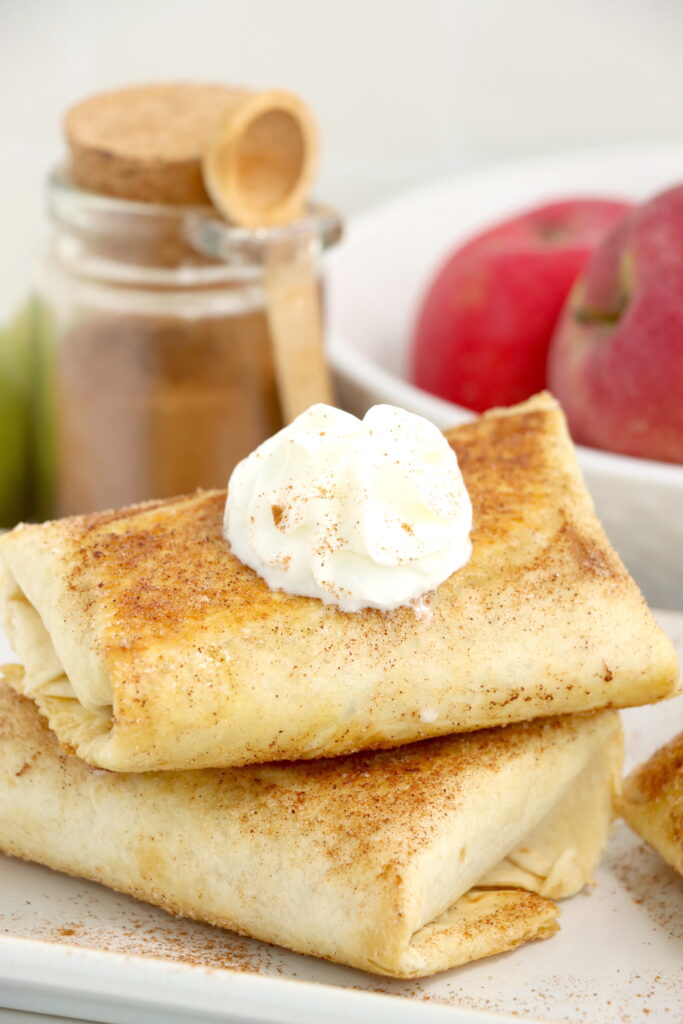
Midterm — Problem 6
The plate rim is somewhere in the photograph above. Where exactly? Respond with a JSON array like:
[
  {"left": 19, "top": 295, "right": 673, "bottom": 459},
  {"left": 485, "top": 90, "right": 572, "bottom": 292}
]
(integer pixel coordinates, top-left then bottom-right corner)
[{"left": 0, "top": 933, "right": 544, "bottom": 1024}]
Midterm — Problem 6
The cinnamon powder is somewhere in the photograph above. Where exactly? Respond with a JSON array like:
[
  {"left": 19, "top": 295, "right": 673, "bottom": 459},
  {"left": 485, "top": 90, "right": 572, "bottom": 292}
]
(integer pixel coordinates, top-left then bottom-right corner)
[{"left": 55, "top": 306, "right": 281, "bottom": 515}]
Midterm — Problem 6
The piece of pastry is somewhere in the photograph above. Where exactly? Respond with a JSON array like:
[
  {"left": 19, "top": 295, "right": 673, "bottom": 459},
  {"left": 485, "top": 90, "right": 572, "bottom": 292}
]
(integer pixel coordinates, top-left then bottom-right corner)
[
  {"left": 0, "top": 393, "right": 677, "bottom": 771},
  {"left": 0, "top": 680, "right": 622, "bottom": 978},
  {"left": 621, "top": 729, "right": 683, "bottom": 875}
]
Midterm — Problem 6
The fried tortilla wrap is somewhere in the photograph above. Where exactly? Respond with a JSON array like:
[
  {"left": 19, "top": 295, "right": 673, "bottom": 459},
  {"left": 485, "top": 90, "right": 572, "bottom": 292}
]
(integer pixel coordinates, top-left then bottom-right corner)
[
  {"left": 0, "top": 393, "right": 677, "bottom": 771},
  {"left": 0, "top": 682, "right": 622, "bottom": 978},
  {"left": 621, "top": 728, "right": 683, "bottom": 876}
]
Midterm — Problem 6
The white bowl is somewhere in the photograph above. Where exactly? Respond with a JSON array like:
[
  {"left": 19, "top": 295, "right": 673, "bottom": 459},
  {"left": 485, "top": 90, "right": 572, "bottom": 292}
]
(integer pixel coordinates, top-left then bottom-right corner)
[{"left": 327, "top": 144, "right": 683, "bottom": 610}]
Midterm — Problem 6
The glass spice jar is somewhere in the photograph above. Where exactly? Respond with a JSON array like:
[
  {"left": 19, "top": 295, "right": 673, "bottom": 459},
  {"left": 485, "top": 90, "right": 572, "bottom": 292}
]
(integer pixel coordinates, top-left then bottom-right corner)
[{"left": 34, "top": 169, "right": 341, "bottom": 518}]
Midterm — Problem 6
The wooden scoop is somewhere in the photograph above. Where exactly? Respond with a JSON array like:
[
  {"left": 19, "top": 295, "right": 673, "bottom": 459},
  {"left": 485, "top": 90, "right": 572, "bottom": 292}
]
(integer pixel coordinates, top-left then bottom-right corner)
[
  {"left": 263, "top": 240, "right": 335, "bottom": 422},
  {"left": 202, "top": 89, "right": 334, "bottom": 422},
  {"left": 202, "top": 89, "right": 318, "bottom": 229}
]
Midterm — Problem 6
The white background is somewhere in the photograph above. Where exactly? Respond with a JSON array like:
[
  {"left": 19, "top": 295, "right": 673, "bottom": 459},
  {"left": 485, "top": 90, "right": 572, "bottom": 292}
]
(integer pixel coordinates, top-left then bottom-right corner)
[{"left": 1, "top": 0, "right": 683, "bottom": 318}]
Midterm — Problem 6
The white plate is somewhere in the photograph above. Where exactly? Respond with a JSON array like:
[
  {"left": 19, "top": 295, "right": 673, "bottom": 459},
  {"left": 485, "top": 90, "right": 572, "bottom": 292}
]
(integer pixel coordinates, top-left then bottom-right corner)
[
  {"left": 1, "top": 613, "right": 682, "bottom": 1024},
  {"left": 326, "top": 143, "right": 683, "bottom": 611}
]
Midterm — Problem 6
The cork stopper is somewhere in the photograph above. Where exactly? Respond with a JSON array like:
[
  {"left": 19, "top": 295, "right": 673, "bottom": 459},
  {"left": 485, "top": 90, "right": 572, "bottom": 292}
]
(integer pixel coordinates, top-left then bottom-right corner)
[
  {"left": 65, "top": 82, "right": 318, "bottom": 222},
  {"left": 66, "top": 82, "right": 248, "bottom": 205}
]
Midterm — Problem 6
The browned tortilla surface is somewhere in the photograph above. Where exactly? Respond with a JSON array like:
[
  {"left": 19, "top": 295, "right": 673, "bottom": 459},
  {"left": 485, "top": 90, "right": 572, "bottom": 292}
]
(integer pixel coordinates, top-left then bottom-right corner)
[
  {"left": 0, "top": 393, "right": 677, "bottom": 770},
  {"left": 622, "top": 730, "right": 683, "bottom": 876},
  {"left": 0, "top": 681, "right": 622, "bottom": 977}
]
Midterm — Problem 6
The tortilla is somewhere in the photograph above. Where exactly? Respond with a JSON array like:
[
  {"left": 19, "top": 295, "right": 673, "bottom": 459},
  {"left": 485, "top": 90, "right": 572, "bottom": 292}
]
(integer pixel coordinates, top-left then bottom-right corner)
[
  {"left": 0, "top": 680, "right": 622, "bottom": 978},
  {"left": 0, "top": 393, "right": 677, "bottom": 771},
  {"left": 621, "top": 729, "right": 683, "bottom": 876}
]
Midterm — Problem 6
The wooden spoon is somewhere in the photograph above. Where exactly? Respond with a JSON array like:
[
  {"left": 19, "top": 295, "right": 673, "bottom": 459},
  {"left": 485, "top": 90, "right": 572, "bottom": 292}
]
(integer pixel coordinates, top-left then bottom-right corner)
[
  {"left": 202, "top": 90, "right": 335, "bottom": 423},
  {"left": 202, "top": 89, "right": 318, "bottom": 229}
]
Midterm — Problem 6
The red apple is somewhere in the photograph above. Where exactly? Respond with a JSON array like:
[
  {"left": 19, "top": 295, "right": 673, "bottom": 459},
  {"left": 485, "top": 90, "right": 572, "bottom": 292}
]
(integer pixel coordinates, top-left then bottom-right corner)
[
  {"left": 412, "top": 199, "right": 630, "bottom": 412},
  {"left": 548, "top": 185, "right": 683, "bottom": 463}
]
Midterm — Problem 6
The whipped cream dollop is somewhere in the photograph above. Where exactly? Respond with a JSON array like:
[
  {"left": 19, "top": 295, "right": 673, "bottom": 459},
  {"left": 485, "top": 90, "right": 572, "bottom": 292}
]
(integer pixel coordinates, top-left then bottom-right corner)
[{"left": 224, "top": 403, "right": 473, "bottom": 612}]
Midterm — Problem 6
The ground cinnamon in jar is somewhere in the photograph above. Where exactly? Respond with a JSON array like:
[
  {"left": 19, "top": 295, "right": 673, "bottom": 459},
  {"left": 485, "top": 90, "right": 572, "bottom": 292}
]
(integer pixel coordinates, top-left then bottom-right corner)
[
  {"left": 37, "top": 83, "right": 339, "bottom": 516},
  {"left": 55, "top": 306, "right": 281, "bottom": 514}
]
